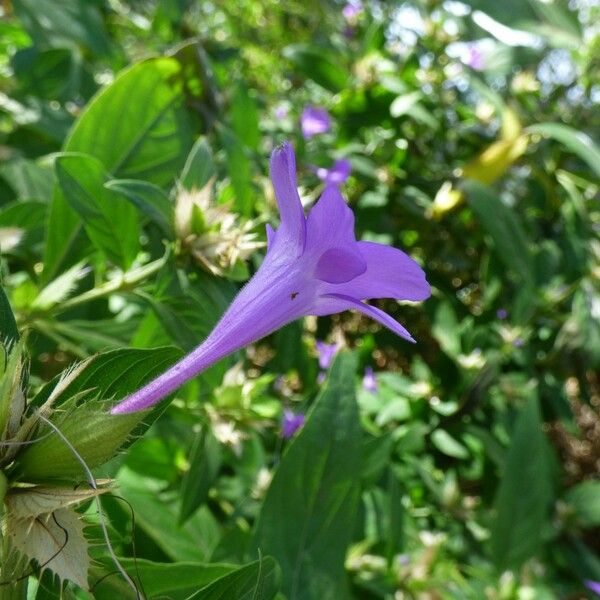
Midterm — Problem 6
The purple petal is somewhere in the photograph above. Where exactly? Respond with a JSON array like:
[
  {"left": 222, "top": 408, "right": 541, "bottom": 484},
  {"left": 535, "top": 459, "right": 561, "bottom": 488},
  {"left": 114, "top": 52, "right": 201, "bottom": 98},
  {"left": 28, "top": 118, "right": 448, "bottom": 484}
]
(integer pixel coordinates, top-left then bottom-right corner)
[
  {"left": 270, "top": 142, "right": 306, "bottom": 255},
  {"left": 282, "top": 409, "right": 305, "bottom": 438},
  {"left": 316, "top": 340, "right": 339, "bottom": 369},
  {"left": 306, "top": 185, "right": 358, "bottom": 253},
  {"left": 586, "top": 581, "right": 600, "bottom": 596},
  {"left": 301, "top": 106, "right": 332, "bottom": 139},
  {"left": 315, "top": 159, "right": 352, "bottom": 186},
  {"left": 321, "top": 293, "right": 416, "bottom": 342},
  {"left": 315, "top": 247, "right": 366, "bottom": 283},
  {"left": 363, "top": 366, "right": 378, "bottom": 393},
  {"left": 266, "top": 223, "right": 276, "bottom": 251},
  {"left": 112, "top": 254, "right": 313, "bottom": 414},
  {"left": 325, "top": 241, "right": 430, "bottom": 302}
]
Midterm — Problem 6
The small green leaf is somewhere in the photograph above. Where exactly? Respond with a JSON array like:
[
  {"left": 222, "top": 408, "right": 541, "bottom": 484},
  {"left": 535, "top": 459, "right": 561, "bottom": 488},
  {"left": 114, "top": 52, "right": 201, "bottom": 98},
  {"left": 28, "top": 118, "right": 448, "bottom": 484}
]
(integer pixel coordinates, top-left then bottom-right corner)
[
  {"left": 0, "top": 283, "right": 19, "bottom": 344},
  {"left": 180, "top": 426, "right": 222, "bottom": 524},
  {"left": 181, "top": 137, "right": 216, "bottom": 191},
  {"left": 431, "top": 429, "right": 469, "bottom": 460},
  {"left": 564, "top": 481, "right": 600, "bottom": 528}
]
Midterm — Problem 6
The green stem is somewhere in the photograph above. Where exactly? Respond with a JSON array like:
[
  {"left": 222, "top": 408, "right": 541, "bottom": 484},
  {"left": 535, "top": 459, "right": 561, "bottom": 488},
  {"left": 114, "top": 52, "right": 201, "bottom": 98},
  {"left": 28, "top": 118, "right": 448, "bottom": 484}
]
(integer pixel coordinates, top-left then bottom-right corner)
[{"left": 53, "top": 254, "right": 168, "bottom": 314}]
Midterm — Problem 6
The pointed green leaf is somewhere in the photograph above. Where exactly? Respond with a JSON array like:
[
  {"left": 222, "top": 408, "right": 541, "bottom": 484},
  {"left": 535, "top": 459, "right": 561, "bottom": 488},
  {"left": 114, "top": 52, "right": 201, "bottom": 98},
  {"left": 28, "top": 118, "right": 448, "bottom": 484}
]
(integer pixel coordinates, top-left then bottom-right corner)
[
  {"left": 192, "top": 556, "right": 281, "bottom": 600},
  {"left": 527, "top": 123, "right": 600, "bottom": 178},
  {"left": 44, "top": 57, "right": 193, "bottom": 280},
  {"left": 105, "top": 179, "right": 174, "bottom": 237},
  {"left": 491, "top": 394, "right": 555, "bottom": 570},
  {"left": 254, "top": 352, "right": 361, "bottom": 600},
  {"left": 55, "top": 153, "right": 139, "bottom": 269},
  {"left": 0, "top": 284, "right": 19, "bottom": 344}
]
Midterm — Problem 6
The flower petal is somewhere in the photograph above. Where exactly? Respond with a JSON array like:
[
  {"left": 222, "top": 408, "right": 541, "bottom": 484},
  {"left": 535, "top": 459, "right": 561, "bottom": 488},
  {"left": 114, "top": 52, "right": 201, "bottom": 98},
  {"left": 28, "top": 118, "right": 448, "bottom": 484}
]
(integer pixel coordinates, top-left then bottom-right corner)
[
  {"left": 265, "top": 223, "right": 276, "bottom": 251},
  {"left": 325, "top": 241, "right": 430, "bottom": 301},
  {"left": 112, "top": 258, "right": 312, "bottom": 414},
  {"left": 270, "top": 142, "right": 306, "bottom": 254},
  {"left": 305, "top": 185, "right": 357, "bottom": 254},
  {"left": 315, "top": 246, "right": 366, "bottom": 283},
  {"left": 320, "top": 293, "right": 416, "bottom": 342}
]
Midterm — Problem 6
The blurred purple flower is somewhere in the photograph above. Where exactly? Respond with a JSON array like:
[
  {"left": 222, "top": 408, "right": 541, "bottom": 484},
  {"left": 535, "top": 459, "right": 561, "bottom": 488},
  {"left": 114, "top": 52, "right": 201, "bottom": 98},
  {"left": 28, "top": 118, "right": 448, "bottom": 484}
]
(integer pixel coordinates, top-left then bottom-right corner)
[
  {"left": 316, "top": 340, "right": 339, "bottom": 369},
  {"left": 317, "top": 371, "right": 327, "bottom": 385},
  {"left": 496, "top": 308, "right": 508, "bottom": 320},
  {"left": 112, "top": 142, "right": 430, "bottom": 414},
  {"left": 314, "top": 159, "right": 352, "bottom": 186},
  {"left": 513, "top": 337, "right": 524, "bottom": 348},
  {"left": 343, "top": 25, "right": 356, "bottom": 39},
  {"left": 301, "top": 106, "right": 332, "bottom": 139},
  {"left": 363, "top": 366, "right": 378, "bottom": 393},
  {"left": 282, "top": 409, "right": 305, "bottom": 438},
  {"left": 586, "top": 581, "right": 600, "bottom": 597},
  {"left": 465, "top": 46, "right": 485, "bottom": 71},
  {"left": 343, "top": 1, "right": 362, "bottom": 20},
  {"left": 274, "top": 105, "right": 288, "bottom": 120}
]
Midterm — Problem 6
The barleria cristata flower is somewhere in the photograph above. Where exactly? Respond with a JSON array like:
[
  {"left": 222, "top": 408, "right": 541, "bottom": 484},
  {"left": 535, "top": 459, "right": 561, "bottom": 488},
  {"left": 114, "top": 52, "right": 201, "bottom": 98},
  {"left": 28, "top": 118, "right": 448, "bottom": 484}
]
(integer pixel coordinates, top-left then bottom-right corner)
[{"left": 112, "top": 142, "right": 430, "bottom": 414}]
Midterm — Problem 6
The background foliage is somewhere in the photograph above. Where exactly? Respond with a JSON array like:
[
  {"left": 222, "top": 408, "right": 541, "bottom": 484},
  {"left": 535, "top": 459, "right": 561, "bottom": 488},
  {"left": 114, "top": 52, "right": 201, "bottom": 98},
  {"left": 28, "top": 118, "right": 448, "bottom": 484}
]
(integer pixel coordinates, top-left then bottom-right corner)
[{"left": 0, "top": 0, "right": 599, "bottom": 598}]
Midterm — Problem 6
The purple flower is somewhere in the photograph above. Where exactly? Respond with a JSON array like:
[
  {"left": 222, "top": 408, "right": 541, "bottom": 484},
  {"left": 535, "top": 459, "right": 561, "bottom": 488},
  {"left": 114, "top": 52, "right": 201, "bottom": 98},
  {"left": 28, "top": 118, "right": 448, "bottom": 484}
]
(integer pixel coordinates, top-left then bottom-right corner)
[
  {"left": 301, "top": 106, "right": 332, "bottom": 139},
  {"left": 343, "top": 2, "right": 362, "bottom": 20},
  {"left": 274, "top": 104, "right": 288, "bottom": 120},
  {"left": 586, "top": 581, "right": 600, "bottom": 597},
  {"left": 496, "top": 308, "right": 508, "bottom": 320},
  {"left": 316, "top": 340, "right": 339, "bottom": 369},
  {"left": 314, "top": 159, "right": 352, "bottom": 186},
  {"left": 363, "top": 366, "right": 378, "bottom": 393},
  {"left": 317, "top": 371, "right": 327, "bottom": 385},
  {"left": 465, "top": 46, "right": 485, "bottom": 71},
  {"left": 111, "top": 142, "right": 430, "bottom": 414},
  {"left": 282, "top": 409, "right": 305, "bottom": 438},
  {"left": 513, "top": 337, "right": 524, "bottom": 348}
]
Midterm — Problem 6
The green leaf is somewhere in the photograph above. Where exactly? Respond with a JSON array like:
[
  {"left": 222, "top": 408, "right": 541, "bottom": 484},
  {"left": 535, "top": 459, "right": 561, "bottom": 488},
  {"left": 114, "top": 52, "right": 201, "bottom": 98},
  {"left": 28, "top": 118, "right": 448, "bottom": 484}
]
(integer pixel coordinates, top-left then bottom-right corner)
[
  {"left": 219, "top": 127, "right": 254, "bottom": 216},
  {"left": 491, "top": 395, "right": 555, "bottom": 571},
  {"left": 464, "top": 180, "right": 534, "bottom": 283},
  {"left": 117, "top": 467, "right": 222, "bottom": 562},
  {"left": 90, "top": 559, "right": 237, "bottom": 600},
  {"left": 12, "top": 0, "right": 110, "bottom": 55},
  {"left": 431, "top": 429, "right": 469, "bottom": 460},
  {"left": 254, "top": 352, "right": 361, "bottom": 600},
  {"left": 105, "top": 179, "right": 174, "bottom": 238},
  {"left": 527, "top": 123, "right": 600, "bottom": 178},
  {"left": 0, "top": 283, "right": 19, "bottom": 344},
  {"left": 192, "top": 556, "right": 281, "bottom": 600},
  {"left": 180, "top": 426, "right": 222, "bottom": 524},
  {"left": 31, "top": 261, "right": 87, "bottom": 311},
  {"left": 55, "top": 153, "right": 140, "bottom": 269},
  {"left": 564, "top": 481, "right": 600, "bottom": 528},
  {"left": 0, "top": 156, "right": 54, "bottom": 201},
  {"left": 282, "top": 44, "right": 349, "bottom": 92},
  {"left": 17, "top": 347, "right": 181, "bottom": 479},
  {"left": 44, "top": 57, "right": 193, "bottom": 280},
  {"left": 181, "top": 137, "right": 216, "bottom": 191},
  {"left": 230, "top": 83, "right": 260, "bottom": 151}
]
